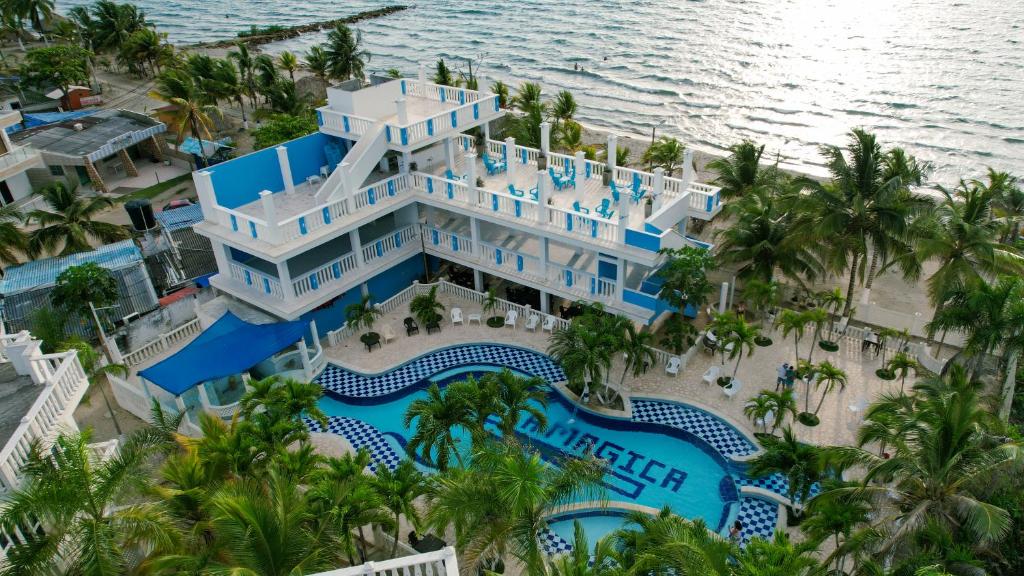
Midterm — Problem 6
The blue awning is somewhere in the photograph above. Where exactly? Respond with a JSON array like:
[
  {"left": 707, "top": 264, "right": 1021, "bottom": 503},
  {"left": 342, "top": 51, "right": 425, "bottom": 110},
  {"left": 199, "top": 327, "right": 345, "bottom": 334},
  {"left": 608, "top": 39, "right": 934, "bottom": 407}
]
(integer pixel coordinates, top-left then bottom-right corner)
[{"left": 138, "top": 312, "right": 307, "bottom": 395}]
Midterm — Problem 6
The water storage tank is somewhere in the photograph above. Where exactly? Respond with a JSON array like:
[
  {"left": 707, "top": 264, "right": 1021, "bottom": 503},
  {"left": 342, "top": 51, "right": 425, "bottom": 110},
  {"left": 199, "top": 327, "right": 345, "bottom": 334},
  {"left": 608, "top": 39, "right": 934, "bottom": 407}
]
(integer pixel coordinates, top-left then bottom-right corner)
[{"left": 124, "top": 199, "right": 156, "bottom": 231}]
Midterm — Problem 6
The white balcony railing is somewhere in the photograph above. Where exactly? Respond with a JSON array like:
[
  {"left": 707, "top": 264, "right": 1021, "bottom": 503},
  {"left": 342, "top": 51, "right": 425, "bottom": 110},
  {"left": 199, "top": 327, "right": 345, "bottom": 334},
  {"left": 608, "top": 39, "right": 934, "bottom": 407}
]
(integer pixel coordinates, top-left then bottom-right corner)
[
  {"left": 310, "top": 547, "right": 460, "bottom": 576},
  {"left": 362, "top": 225, "right": 418, "bottom": 266},
  {"left": 122, "top": 319, "right": 202, "bottom": 367},
  {"left": 228, "top": 262, "right": 284, "bottom": 300},
  {"left": 292, "top": 252, "right": 358, "bottom": 298},
  {"left": 0, "top": 146, "right": 41, "bottom": 173}
]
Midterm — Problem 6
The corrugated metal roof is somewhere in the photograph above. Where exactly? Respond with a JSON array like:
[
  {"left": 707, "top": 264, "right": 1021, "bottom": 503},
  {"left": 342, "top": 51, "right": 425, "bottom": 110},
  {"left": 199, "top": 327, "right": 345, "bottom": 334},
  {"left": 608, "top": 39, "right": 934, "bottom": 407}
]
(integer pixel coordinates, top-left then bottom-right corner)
[
  {"left": 154, "top": 204, "right": 204, "bottom": 231},
  {"left": 0, "top": 240, "right": 142, "bottom": 295}
]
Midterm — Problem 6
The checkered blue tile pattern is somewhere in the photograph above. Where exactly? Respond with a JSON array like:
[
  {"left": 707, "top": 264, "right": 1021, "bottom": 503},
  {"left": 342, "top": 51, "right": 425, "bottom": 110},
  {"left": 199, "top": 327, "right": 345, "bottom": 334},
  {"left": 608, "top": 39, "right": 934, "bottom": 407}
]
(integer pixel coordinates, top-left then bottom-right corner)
[
  {"left": 539, "top": 528, "right": 573, "bottom": 556},
  {"left": 317, "top": 345, "right": 566, "bottom": 397},
  {"left": 304, "top": 416, "right": 403, "bottom": 472},
  {"left": 734, "top": 497, "right": 779, "bottom": 544},
  {"left": 736, "top": 473, "right": 821, "bottom": 502},
  {"left": 630, "top": 399, "right": 757, "bottom": 458}
]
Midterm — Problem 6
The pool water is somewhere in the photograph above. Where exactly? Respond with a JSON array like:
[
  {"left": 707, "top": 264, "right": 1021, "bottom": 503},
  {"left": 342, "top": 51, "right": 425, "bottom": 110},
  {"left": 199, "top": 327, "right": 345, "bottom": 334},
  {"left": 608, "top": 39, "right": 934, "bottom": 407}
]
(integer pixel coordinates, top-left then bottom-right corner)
[{"left": 317, "top": 363, "right": 740, "bottom": 543}]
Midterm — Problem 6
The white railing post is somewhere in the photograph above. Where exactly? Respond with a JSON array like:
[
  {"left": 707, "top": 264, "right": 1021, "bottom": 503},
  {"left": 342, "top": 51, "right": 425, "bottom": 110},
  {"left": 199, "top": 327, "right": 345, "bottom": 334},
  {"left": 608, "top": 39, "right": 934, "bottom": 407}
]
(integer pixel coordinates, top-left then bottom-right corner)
[
  {"left": 443, "top": 547, "right": 459, "bottom": 576},
  {"left": 607, "top": 133, "right": 618, "bottom": 173},
  {"left": 681, "top": 148, "right": 695, "bottom": 188},
  {"left": 652, "top": 168, "right": 665, "bottom": 211},
  {"left": 504, "top": 137, "right": 516, "bottom": 185},
  {"left": 618, "top": 196, "right": 630, "bottom": 244},
  {"left": 539, "top": 236, "right": 548, "bottom": 278},
  {"left": 276, "top": 261, "right": 293, "bottom": 299},
  {"left": 536, "top": 169, "right": 549, "bottom": 222},
  {"left": 396, "top": 98, "right": 409, "bottom": 125},
  {"left": 193, "top": 170, "right": 219, "bottom": 225},
  {"left": 351, "top": 228, "right": 365, "bottom": 267},
  {"left": 616, "top": 258, "right": 625, "bottom": 302},
  {"left": 540, "top": 122, "right": 551, "bottom": 156},
  {"left": 418, "top": 62, "right": 427, "bottom": 86},
  {"left": 574, "top": 150, "right": 586, "bottom": 184},
  {"left": 465, "top": 152, "right": 478, "bottom": 194},
  {"left": 469, "top": 216, "right": 481, "bottom": 257},
  {"left": 276, "top": 146, "right": 294, "bottom": 194},
  {"left": 259, "top": 190, "right": 279, "bottom": 243}
]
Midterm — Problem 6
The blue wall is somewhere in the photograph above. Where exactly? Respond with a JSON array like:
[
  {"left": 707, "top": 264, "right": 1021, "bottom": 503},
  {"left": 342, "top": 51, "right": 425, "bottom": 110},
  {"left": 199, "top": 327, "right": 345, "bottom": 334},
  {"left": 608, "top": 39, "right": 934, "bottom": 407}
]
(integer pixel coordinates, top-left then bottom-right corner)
[
  {"left": 624, "top": 229, "right": 661, "bottom": 253},
  {"left": 300, "top": 289, "right": 363, "bottom": 340},
  {"left": 210, "top": 132, "right": 343, "bottom": 209},
  {"left": 367, "top": 254, "right": 425, "bottom": 301},
  {"left": 598, "top": 259, "right": 617, "bottom": 280}
]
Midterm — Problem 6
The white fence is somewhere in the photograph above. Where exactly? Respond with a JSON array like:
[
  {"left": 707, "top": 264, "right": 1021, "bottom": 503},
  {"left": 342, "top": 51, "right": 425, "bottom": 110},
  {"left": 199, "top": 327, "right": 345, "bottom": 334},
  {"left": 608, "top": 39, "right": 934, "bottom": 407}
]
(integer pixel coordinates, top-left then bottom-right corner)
[
  {"left": 122, "top": 318, "right": 202, "bottom": 367},
  {"left": 310, "top": 546, "right": 460, "bottom": 576}
]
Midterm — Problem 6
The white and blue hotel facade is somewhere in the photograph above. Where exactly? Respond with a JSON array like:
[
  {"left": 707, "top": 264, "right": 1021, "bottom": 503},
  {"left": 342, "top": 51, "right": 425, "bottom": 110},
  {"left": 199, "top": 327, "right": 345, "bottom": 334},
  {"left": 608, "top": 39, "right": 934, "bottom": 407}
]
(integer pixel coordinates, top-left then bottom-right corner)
[{"left": 192, "top": 68, "right": 723, "bottom": 336}]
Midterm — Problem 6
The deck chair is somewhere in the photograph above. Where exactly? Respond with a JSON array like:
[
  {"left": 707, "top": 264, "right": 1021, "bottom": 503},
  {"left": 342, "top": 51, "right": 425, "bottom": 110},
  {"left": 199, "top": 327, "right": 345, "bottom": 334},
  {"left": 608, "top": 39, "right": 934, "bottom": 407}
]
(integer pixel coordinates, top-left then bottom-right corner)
[
  {"left": 382, "top": 324, "right": 396, "bottom": 344},
  {"left": 572, "top": 201, "right": 590, "bottom": 215},
  {"left": 507, "top": 184, "right": 525, "bottom": 197},
  {"left": 404, "top": 317, "right": 419, "bottom": 336},
  {"left": 451, "top": 307, "right": 464, "bottom": 325},
  {"left": 504, "top": 309, "right": 518, "bottom": 329},
  {"left": 542, "top": 315, "right": 556, "bottom": 333},
  {"left": 524, "top": 314, "right": 540, "bottom": 331}
]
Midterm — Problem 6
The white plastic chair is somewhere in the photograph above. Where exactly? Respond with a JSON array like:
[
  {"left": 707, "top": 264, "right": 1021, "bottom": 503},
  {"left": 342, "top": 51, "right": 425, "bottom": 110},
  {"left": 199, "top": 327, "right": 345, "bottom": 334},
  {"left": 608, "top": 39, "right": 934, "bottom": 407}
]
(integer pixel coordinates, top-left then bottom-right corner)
[
  {"left": 451, "top": 307, "right": 464, "bottom": 325},
  {"left": 702, "top": 365, "right": 720, "bottom": 386},
  {"left": 381, "top": 324, "right": 396, "bottom": 344},
  {"left": 755, "top": 409, "right": 775, "bottom": 430},
  {"left": 723, "top": 379, "right": 742, "bottom": 398},
  {"left": 542, "top": 315, "right": 556, "bottom": 333},
  {"left": 665, "top": 356, "right": 681, "bottom": 376},
  {"left": 504, "top": 309, "right": 518, "bottom": 329},
  {"left": 525, "top": 314, "right": 540, "bottom": 331}
]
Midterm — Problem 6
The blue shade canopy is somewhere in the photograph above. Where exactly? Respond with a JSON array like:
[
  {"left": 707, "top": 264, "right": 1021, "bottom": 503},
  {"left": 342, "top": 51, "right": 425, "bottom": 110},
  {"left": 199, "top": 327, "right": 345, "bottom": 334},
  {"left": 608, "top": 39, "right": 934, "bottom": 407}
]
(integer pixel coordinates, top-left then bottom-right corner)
[{"left": 138, "top": 312, "right": 306, "bottom": 395}]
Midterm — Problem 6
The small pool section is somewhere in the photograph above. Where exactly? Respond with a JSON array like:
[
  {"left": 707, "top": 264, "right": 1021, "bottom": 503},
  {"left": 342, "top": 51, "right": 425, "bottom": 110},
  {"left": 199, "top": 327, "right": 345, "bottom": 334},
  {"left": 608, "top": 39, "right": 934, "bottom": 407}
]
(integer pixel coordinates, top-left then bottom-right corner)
[{"left": 311, "top": 344, "right": 778, "bottom": 549}]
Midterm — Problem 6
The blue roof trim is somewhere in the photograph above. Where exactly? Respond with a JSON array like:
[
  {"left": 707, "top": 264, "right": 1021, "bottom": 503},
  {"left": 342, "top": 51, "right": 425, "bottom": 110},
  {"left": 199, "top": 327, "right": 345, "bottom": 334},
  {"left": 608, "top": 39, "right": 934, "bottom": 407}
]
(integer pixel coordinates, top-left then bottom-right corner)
[
  {"left": 138, "top": 311, "right": 306, "bottom": 395},
  {"left": 0, "top": 240, "right": 141, "bottom": 295}
]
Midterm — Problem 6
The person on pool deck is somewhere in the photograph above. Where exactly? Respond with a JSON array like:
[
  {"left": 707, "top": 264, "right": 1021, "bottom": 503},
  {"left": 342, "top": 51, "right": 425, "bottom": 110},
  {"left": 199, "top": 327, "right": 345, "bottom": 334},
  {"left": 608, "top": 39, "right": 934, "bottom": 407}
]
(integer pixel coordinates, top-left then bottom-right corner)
[
  {"left": 785, "top": 365, "right": 796, "bottom": 389},
  {"left": 776, "top": 362, "right": 789, "bottom": 390},
  {"left": 729, "top": 520, "right": 743, "bottom": 543}
]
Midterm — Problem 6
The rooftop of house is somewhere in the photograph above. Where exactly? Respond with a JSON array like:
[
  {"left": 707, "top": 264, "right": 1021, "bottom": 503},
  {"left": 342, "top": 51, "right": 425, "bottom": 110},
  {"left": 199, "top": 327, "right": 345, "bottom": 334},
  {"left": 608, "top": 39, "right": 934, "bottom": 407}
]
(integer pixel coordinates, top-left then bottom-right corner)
[
  {"left": 9, "top": 109, "right": 165, "bottom": 161},
  {"left": 0, "top": 362, "right": 44, "bottom": 450},
  {"left": 0, "top": 240, "right": 142, "bottom": 296}
]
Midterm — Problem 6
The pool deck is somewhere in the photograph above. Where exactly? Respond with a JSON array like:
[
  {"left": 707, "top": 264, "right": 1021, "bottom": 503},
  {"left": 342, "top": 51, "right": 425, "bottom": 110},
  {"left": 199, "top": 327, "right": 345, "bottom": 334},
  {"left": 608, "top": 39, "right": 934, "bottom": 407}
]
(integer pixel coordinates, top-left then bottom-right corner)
[{"left": 323, "top": 291, "right": 898, "bottom": 452}]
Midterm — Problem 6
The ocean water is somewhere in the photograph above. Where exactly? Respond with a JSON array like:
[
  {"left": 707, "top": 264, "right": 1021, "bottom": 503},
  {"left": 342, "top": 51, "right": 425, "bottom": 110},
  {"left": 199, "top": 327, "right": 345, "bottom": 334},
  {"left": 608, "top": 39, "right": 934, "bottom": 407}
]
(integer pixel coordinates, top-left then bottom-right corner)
[{"left": 61, "top": 0, "right": 1024, "bottom": 184}]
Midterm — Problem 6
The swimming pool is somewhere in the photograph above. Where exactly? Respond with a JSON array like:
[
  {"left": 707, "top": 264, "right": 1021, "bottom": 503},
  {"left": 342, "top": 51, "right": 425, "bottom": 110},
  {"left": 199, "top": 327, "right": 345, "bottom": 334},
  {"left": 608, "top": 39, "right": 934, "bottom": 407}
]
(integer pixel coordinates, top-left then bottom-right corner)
[{"left": 311, "top": 344, "right": 779, "bottom": 549}]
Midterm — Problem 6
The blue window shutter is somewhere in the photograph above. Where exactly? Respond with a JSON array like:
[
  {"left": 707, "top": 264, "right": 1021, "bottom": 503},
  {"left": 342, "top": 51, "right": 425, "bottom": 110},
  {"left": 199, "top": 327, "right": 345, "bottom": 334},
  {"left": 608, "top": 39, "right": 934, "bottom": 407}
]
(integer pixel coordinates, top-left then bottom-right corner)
[
  {"left": 298, "top": 216, "right": 307, "bottom": 235},
  {"left": 249, "top": 221, "right": 258, "bottom": 239},
  {"left": 310, "top": 275, "right": 319, "bottom": 290},
  {"left": 427, "top": 118, "right": 434, "bottom": 136},
  {"left": 230, "top": 214, "right": 238, "bottom": 232},
  {"left": 322, "top": 207, "right": 331, "bottom": 224},
  {"left": 343, "top": 116, "right": 350, "bottom": 132},
  {"left": 473, "top": 103, "right": 479, "bottom": 120},
  {"left": 332, "top": 262, "right": 341, "bottom": 278}
]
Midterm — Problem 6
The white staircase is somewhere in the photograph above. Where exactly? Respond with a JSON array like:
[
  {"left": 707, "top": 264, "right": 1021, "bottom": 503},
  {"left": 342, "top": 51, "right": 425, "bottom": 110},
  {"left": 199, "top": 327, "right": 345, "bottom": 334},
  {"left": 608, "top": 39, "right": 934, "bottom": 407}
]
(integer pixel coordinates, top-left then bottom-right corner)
[{"left": 322, "top": 120, "right": 389, "bottom": 202}]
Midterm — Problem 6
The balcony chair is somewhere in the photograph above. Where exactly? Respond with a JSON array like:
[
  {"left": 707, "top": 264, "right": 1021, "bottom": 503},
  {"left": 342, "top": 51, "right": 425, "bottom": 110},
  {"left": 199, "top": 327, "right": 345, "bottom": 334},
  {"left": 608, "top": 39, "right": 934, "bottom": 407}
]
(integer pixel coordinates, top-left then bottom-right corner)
[
  {"left": 426, "top": 317, "right": 441, "bottom": 334},
  {"left": 630, "top": 180, "right": 647, "bottom": 204},
  {"left": 504, "top": 309, "right": 518, "bottom": 329},
  {"left": 549, "top": 167, "right": 573, "bottom": 191},
  {"left": 507, "top": 184, "right": 525, "bottom": 197},
  {"left": 572, "top": 201, "right": 590, "bottom": 215},
  {"left": 528, "top": 187, "right": 539, "bottom": 201},
  {"left": 595, "top": 198, "right": 614, "bottom": 219},
  {"left": 609, "top": 181, "right": 625, "bottom": 203},
  {"left": 445, "top": 169, "right": 467, "bottom": 182},
  {"left": 404, "top": 317, "right": 419, "bottom": 336},
  {"left": 382, "top": 324, "right": 396, "bottom": 344},
  {"left": 451, "top": 307, "right": 464, "bottom": 325},
  {"left": 542, "top": 315, "right": 556, "bottom": 333},
  {"left": 665, "top": 356, "right": 681, "bottom": 376},
  {"left": 482, "top": 153, "right": 507, "bottom": 175},
  {"left": 524, "top": 314, "right": 540, "bottom": 331}
]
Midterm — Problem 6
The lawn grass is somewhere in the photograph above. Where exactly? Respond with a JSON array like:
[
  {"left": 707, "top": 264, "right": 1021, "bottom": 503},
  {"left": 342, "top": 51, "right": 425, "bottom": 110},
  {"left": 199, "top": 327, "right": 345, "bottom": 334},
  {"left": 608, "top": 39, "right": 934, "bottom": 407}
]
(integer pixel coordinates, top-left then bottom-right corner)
[{"left": 118, "top": 174, "right": 192, "bottom": 203}]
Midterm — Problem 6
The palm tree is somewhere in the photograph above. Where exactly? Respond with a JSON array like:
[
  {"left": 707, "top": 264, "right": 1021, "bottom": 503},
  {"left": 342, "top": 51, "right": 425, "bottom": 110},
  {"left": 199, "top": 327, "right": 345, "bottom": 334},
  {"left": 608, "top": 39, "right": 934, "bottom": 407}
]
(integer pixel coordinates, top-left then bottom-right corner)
[
  {"left": 88, "top": 0, "right": 149, "bottom": 52},
  {"left": 887, "top": 351, "right": 918, "bottom": 394},
  {"left": 277, "top": 50, "right": 298, "bottom": 82},
  {"left": 0, "top": 431, "right": 177, "bottom": 574},
  {"left": 60, "top": 338, "right": 126, "bottom": 435},
  {"left": 490, "top": 80, "right": 510, "bottom": 108},
  {"left": 551, "top": 89, "right": 577, "bottom": 132},
  {"left": 150, "top": 68, "right": 222, "bottom": 166},
  {"left": 613, "top": 506, "right": 734, "bottom": 576},
  {"left": 642, "top": 136, "right": 686, "bottom": 175},
  {"left": 373, "top": 459, "right": 426, "bottom": 556},
  {"left": 25, "top": 183, "right": 129, "bottom": 257},
  {"left": 121, "top": 27, "right": 168, "bottom": 76},
  {"left": 714, "top": 181, "right": 823, "bottom": 283},
  {"left": 812, "top": 361, "right": 847, "bottom": 416},
  {"left": 990, "top": 170, "right": 1024, "bottom": 243},
  {"left": 254, "top": 53, "right": 280, "bottom": 99},
  {"left": 618, "top": 323, "right": 656, "bottom": 392},
  {"left": 432, "top": 58, "right": 454, "bottom": 86},
  {"left": 801, "top": 479, "right": 871, "bottom": 575},
  {"left": 774, "top": 309, "right": 807, "bottom": 367},
  {"left": 707, "top": 139, "right": 768, "bottom": 199},
  {"left": 344, "top": 293, "right": 381, "bottom": 335},
  {"left": 303, "top": 45, "right": 330, "bottom": 85},
  {"left": 558, "top": 120, "right": 584, "bottom": 153},
  {"left": 745, "top": 389, "right": 797, "bottom": 435},
  {"left": 228, "top": 42, "right": 258, "bottom": 108},
  {"left": 546, "top": 521, "right": 618, "bottom": 576},
  {"left": 18, "top": 0, "right": 53, "bottom": 33},
  {"left": 426, "top": 439, "right": 606, "bottom": 575},
  {"left": 732, "top": 530, "right": 819, "bottom": 576},
  {"left": 802, "top": 307, "right": 829, "bottom": 363},
  {"left": 816, "top": 287, "right": 846, "bottom": 345},
  {"left": 324, "top": 23, "right": 370, "bottom": 82},
  {"left": 488, "top": 368, "right": 548, "bottom": 437},
  {"left": 308, "top": 453, "right": 394, "bottom": 564},
  {"left": 0, "top": 202, "right": 26, "bottom": 271},
  {"left": 409, "top": 284, "right": 444, "bottom": 326},
  {"left": 741, "top": 279, "right": 781, "bottom": 334},
  {"left": 403, "top": 383, "right": 471, "bottom": 470},
  {"left": 547, "top": 320, "right": 613, "bottom": 399},
  {"left": 723, "top": 316, "right": 759, "bottom": 381},
  {"left": 828, "top": 365, "right": 1022, "bottom": 561},
  {"left": 747, "top": 426, "right": 824, "bottom": 511},
  {"left": 512, "top": 81, "right": 543, "bottom": 113}
]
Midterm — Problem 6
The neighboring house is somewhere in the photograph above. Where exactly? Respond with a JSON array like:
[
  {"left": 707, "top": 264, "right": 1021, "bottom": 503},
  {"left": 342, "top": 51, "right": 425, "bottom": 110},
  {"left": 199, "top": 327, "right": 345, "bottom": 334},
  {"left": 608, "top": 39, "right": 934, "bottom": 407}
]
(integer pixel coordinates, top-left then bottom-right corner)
[
  {"left": 191, "top": 65, "right": 723, "bottom": 334},
  {"left": 142, "top": 204, "right": 217, "bottom": 293},
  {"left": 0, "top": 111, "right": 44, "bottom": 207},
  {"left": 0, "top": 240, "right": 159, "bottom": 339},
  {"left": 10, "top": 109, "right": 167, "bottom": 194}
]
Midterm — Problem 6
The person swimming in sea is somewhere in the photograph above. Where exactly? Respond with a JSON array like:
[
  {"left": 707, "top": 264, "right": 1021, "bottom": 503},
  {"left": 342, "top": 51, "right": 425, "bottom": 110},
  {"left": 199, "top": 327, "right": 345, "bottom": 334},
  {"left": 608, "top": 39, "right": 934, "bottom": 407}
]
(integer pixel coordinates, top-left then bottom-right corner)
[{"left": 574, "top": 62, "right": 578, "bottom": 71}]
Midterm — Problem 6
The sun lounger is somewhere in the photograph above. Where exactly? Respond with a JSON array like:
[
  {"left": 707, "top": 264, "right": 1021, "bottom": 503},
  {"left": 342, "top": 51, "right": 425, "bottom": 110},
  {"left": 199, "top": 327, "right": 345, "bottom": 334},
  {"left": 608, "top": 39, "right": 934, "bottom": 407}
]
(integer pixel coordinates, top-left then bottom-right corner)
[
  {"left": 451, "top": 307, "right": 463, "bottom": 325},
  {"left": 504, "top": 309, "right": 518, "bottom": 329},
  {"left": 666, "top": 356, "right": 681, "bottom": 376},
  {"left": 525, "top": 314, "right": 540, "bottom": 331}
]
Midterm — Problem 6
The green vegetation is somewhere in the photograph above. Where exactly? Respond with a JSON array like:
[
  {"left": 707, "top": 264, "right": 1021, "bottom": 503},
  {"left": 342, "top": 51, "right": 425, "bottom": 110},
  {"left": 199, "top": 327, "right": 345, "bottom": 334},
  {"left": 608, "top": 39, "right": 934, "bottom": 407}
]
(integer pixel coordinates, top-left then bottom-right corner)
[
  {"left": 118, "top": 173, "right": 191, "bottom": 202},
  {"left": 237, "top": 24, "right": 289, "bottom": 38},
  {"left": 25, "top": 183, "right": 129, "bottom": 257},
  {"left": 252, "top": 112, "right": 319, "bottom": 150}
]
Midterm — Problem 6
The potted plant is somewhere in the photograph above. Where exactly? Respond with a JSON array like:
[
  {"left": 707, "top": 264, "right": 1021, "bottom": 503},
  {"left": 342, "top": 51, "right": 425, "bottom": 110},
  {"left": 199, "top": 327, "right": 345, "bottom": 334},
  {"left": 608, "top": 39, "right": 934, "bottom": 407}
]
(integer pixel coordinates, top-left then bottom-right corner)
[
  {"left": 345, "top": 294, "right": 382, "bottom": 346},
  {"left": 483, "top": 288, "right": 503, "bottom": 327},
  {"left": 410, "top": 285, "right": 445, "bottom": 327},
  {"left": 476, "top": 176, "right": 485, "bottom": 188},
  {"left": 816, "top": 288, "right": 845, "bottom": 352}
]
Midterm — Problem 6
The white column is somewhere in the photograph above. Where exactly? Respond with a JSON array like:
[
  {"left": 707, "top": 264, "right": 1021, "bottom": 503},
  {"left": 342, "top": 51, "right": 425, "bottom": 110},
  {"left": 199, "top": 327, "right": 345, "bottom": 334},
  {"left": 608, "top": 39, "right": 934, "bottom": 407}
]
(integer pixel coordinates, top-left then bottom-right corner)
[
  {"left": 618, "top": 197, "right": 631, "bottom": 243},
  {"left": 396, "top": 98, "right": 409, "bottom": 125},
  {"left": 276, "top": 146, "right": 294, "bottom": 194},
  {"left": 652, "top": 167, "right": 665, "bottom": 211},
  {"left": 540, "top": 291, "right": 550, "bottom": 314},
  {"left": 309, "top": 319, "right": 321, "bottom": 352},
  {"left": 443, "top": 137, "right": 455, "bottom": 170},
  {"left": 378, "top": 157, "right": 389, "bottom": 172},
  {"left": 719, "top": 282, "right": 728, "bottom": 314},
  {"left": 470, "top": 216, "right": 481, "bottom": 257},
  {"left": 465, "top": 152, "right": 478, "bottom": 195},
  {"left": 276, "top": 260, "right": 293, "bottom": 298},
  {"left": 616, "top": 258, "right": 625, "bottom": 302},
  {"left": 401, "top": 151, "right": 413, "bottom": 174},
  {"left": 473, "top": 269, "right": 484, "bottom": 292},
  {"left": 607, "top": 133, "right": 618, "bottom": 172},
  {"left": 483, "top": 122, "right": 491, "bottom": 142},
  {"left": 298, "top": 338, "right": 312, "bottom": 380},
  {"left": 360, "top": 283, "right": 370, "bottom": 297},
  {"left": 539, "top": 236, "right": 549, "bottom": 279},
  {"left": 351, "top": 228, "right": 365, "bottom": 267},
  {"left": 536, "top": 169, "right": 549, "bottom": 222},
  {"left": 681, "top": 148, "right": 695, "bottom": 187},
  {"left": 193, "top": 171, "right": 219, "bottom": 225},
  {"left": 574, "top": 150, "right": 586, "bottom": 182},
  {"left": 540, "top": 122, "right": 551, "bottom": 156},
  {"left": 212, "top": 240, "right": 231, "bottom": 277},
  {"left": 505, "top": 137, "right": 517, "bottom": 185},
  {"left": 259, "top": 190, "right": 279, "bottom": 243},
  {"left": 418, "top": 63, "right": 427, "bottom": 86}
]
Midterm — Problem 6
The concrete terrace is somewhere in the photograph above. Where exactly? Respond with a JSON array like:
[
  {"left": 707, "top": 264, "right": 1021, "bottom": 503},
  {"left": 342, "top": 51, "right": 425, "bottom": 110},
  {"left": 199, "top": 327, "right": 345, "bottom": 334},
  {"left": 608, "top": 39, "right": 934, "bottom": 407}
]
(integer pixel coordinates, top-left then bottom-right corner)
[{"left": 0, "top": 363, "right": 44, "bottom": 449}]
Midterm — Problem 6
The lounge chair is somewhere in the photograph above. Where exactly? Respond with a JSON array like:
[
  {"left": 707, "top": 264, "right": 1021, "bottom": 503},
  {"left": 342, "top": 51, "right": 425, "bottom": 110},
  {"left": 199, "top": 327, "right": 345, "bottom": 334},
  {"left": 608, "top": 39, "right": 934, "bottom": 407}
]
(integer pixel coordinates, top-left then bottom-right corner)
[
  {"left": 524, "top": 314, "right": 540, "bottom": 331},
  {"left": 542, "top": 315, "right": 556, "bottom": 333},
  {"left": 610, "top": 181, "right": 626, "bottom": 203},
  {"left": 507, "top": 184, "right": 525, "bottom": 197},
  {"left": 504, "top": 309, "right": 518, "bottom": 329},
  {"left": 404, "top": 317, "right": 419, "bottom": 336},
  {"left": 595, "top": 199, "right": 614, "bottom": 219},
  {"left": 444, "top": 169, "right": 466, "bottom": 182},
  {"left": 666, "top": 356, "right": 681, "bottom": 376},
  {"left": 451, "top": 307, "right": 463, "bottom": 325},
  {"left": 572, "top": 201, "right": 590, "bottom": 215},
  {"left": 528, "top": 187, "right": 539, "bottom": 201},
  {"left": 382, "top": 324, "right": 396, "bottom": 344},
  {"left": 549, "top": 167, "right": 574, "bottom": 190},
  {"left": 630, "top": 186, "right": 646, "bottom": 204},
  {"left": 482, "top": 153, "right": 507, "bottom": 175},
  {"left": 702, "top": 365, "right": 720, "bottom": 386}
]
